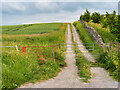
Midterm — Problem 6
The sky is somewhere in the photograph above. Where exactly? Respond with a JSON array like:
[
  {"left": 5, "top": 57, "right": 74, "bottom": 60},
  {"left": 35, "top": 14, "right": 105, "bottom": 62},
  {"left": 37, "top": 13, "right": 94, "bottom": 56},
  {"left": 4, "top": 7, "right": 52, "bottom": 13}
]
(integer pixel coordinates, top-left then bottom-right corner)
[{"left": 0, "top": 0, "right": 119, "bottom": 26}]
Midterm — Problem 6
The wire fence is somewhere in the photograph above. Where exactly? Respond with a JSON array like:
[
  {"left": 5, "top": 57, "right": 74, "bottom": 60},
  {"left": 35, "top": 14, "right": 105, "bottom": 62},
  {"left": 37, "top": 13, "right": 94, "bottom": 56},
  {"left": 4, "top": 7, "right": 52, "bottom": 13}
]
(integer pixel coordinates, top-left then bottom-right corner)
[{"left": 1, "top": 42, "right": 120, "bottom": 60}]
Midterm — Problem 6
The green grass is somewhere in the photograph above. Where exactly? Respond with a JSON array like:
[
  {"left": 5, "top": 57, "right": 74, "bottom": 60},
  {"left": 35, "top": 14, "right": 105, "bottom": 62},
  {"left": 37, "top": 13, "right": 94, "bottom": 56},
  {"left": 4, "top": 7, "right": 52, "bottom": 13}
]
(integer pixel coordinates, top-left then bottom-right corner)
[
  {"left": 73, "top": 21, "right": 119, "bottom": 82},
  {"left": 73, "top": 21, "right": 94, "bottom": 44},
  {"left": 2, "top": 52, "right": 60, "bottom": 89},
  {"left": 73, "top": 21, "right": 102, "bottom": 56},
  {"left": 2, "top": 23, "right": 63, "bottom": 35},
  {"left": 75, "top": 49, "right": 91, "bottom": 83},
  {"left": 2, "top": 23, "right": 67, "bottom": 89},
  {"left": 86, "top": 21, "right": 118, "bottom": 43},
  {"left": 71, "top": 24, "right": 91, "bottom": 83}
]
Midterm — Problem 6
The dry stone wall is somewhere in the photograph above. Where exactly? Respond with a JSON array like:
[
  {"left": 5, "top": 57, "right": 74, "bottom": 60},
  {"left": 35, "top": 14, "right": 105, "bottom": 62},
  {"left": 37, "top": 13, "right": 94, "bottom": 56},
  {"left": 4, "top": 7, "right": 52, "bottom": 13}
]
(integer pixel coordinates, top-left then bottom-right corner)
[{"left": 80, "top": 20, "right": 105, "bottom": 47}]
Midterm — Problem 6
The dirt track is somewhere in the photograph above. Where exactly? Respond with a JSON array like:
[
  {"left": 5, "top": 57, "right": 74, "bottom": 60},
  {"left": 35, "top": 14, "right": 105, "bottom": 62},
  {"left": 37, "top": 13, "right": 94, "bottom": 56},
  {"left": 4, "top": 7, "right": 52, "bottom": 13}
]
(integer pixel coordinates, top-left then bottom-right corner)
[
  {"left": 18, "top": 24, "right": 118, "bottom": 88},
  {"left": 71, "top": 24, "right": 118, "bottom": 88}
]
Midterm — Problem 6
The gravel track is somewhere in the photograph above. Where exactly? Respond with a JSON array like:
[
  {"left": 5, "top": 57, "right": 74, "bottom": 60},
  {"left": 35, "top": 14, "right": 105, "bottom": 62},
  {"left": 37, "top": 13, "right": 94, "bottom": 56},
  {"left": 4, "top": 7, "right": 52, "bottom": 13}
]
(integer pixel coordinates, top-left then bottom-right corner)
[
  {"left": 71, "top": 24, "right": 118, "bottom": 88},
  {"left": 18, "top": 24, "right": 118, "bottom": 88}
]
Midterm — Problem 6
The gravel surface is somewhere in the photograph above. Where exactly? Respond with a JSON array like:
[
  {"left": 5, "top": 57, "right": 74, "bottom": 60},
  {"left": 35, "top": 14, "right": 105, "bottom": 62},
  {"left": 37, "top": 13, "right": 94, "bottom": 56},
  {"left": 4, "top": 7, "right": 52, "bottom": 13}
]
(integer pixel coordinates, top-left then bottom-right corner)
[
  {"left": 71, "top": 24, "right": 118, "bottom": 88},
  {"left": 18, "top": 24, "right": 118, "bottom": 88}
]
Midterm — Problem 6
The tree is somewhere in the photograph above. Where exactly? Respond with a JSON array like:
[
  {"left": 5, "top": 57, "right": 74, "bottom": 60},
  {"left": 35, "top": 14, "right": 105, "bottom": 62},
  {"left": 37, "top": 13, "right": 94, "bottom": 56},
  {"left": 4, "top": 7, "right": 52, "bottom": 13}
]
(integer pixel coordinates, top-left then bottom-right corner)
[
  {"left": 82, "top": 9, "right": 91, "bottom": 22},
  {"left": 117, "top": 15, "right": 120, "bottom": 42},
  {"left": 91, "top": 12, "right": 101, "bottom": 23},
  {"left": 80, "top": 14, "right": 83, "bottom": 20}
]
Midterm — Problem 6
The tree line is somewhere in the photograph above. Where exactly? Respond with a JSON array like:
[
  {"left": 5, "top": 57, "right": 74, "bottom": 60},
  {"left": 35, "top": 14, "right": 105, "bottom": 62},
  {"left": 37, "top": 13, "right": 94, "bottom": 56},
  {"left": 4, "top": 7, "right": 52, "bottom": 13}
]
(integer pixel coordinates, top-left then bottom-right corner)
[{"left": 80, "top": 9, "right": 120, "bottom": 42}]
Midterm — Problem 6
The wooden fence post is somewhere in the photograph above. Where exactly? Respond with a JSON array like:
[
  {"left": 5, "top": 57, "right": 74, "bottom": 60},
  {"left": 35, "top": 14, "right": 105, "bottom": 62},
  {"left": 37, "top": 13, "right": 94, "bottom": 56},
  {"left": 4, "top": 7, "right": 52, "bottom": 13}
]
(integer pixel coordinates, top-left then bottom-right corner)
[
  {"left": 15, "top": 45, "right": 19, "bottom": 51},
  {"left": 93, "top": 43, "right": 94, "bottom": 51},
  {"left": 52, "top": 46, "right": 55, "bottom": 62}
]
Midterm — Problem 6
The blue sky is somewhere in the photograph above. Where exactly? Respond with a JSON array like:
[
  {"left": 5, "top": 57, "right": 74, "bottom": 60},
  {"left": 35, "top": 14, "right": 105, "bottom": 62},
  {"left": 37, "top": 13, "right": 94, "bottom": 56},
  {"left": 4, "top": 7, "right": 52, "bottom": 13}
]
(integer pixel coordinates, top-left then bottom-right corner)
[{"left": 1, "top": 1, "right": 119, "bottom": 25}]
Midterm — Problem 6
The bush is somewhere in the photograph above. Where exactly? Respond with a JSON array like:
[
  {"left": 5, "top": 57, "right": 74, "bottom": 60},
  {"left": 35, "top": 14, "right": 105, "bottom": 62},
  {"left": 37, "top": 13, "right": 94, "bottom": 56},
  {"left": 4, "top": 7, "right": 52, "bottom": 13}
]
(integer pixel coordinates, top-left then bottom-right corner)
[
  {"left": 80, "top": 9, "right": 91, "bottom": 22},
  {"left": 80, "top": 14, "right": 84, "bottom": 20},
  {"left": 102, "top": 11, "right": 119, "bottom": 42},
  {"left": 98, "top": 48, "right": 119, "bottom": 81},
  {"left": 55, "top": 52, "right": 67, "bottom": 67},
  {"left": 92, "top": 12, "right": 101, "bottom": 23}
]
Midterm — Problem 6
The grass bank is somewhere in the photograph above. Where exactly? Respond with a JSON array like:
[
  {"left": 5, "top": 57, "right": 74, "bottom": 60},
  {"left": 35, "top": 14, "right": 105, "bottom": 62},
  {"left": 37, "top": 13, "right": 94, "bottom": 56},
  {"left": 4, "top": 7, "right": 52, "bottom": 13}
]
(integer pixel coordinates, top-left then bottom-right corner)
[
  {"left": 73, "top": 21, "right": 102, "bottom": 56},
  {"left": 2, "top": 23, "right": 67, "bottom": 89},
  {"left": 86, "top": 21, "right": 118, "bottom": 43},
  {"left": 73, "top": 21, "right": 119, "bottom": 81}
]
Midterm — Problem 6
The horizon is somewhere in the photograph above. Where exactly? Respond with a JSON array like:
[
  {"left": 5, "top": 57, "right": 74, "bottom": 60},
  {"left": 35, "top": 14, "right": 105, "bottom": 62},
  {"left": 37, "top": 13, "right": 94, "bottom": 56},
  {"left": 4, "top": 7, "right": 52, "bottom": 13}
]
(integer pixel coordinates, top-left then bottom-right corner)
[
  {"left": 1, "top": 2, "right": 118, "bottom": 26},
  {"left": 1, "top": 21, "right": 70, "bottom": 26}
]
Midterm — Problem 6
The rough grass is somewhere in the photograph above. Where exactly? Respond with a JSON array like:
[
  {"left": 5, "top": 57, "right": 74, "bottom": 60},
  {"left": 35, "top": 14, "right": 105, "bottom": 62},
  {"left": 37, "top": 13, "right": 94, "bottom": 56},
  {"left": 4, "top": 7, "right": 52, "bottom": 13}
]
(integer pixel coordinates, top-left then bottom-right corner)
[
  {"left": 2, "top": 23, "right": 67, "bottom": 89},
  {"left": 86, "top": 21, "right": 118, "bottom": 43},
  {"left": 73, "top": 21, "right": 119, "bottom": 82},
  {"left": 2, "top": 52, "right": 60, "bottom": 89},
  {"left": 71, "top": 24, "right": 91, "bottom": 83},
  {"left": 73, "top": 21, "right": 102, "bottom": 56},
  {"left": 2, "top": 23, "right": 63, "bottom": 35},
  {"left": 74, "top": 46, "right": 91, "bottom": 83}
]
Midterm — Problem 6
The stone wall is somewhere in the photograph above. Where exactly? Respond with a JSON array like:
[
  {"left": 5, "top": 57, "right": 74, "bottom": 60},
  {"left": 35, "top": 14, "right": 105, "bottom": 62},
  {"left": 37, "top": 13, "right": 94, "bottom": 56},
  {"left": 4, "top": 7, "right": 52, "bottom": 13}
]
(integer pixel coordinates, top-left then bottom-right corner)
[{"left": 80, "top": 20, "right": 105, "bottom": 47}]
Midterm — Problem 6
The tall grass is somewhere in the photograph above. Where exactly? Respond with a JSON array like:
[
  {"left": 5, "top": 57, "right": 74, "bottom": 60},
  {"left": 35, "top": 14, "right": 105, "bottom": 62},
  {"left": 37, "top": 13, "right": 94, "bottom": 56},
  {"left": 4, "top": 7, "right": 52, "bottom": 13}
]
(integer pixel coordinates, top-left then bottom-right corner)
[
  {"left": 2, "top": 23, "right": 67, "bottom": 89},
  {"left": 70, "top": 24, "right": 91, "bottom": 83},
  {"left": 73, "top": 42, "right": 91, "bottom": 82},
  {"left": 73, "top": 21, "right": 102, "bottom": 56},
  {"left": 2, "top": 52, "right": 61, "bottom": 89},
  {"left": 86, "top": 21, "right": 118, "bottom": 43},
  {"left": 73, "top": 21, "right": 119, "bottom": 81}
]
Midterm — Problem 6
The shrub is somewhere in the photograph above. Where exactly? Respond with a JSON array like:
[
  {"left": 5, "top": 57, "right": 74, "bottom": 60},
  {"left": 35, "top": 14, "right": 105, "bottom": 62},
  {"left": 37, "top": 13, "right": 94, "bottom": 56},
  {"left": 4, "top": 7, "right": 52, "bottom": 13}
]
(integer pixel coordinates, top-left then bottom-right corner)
[
  {"left": 98, "top": 47, "right": 119, "bottom": 81},
  {"left": 55, "top": 52, "right": 67, "bottom": 67},
  {"left": 80, "top": 9, "right": 91, "bottom": 22},
  {"left": 80, "top": 14, "right": 84, "bottom": 20},
  {"left": 91, "top": 12, "right": 101, "bottom": 23}
]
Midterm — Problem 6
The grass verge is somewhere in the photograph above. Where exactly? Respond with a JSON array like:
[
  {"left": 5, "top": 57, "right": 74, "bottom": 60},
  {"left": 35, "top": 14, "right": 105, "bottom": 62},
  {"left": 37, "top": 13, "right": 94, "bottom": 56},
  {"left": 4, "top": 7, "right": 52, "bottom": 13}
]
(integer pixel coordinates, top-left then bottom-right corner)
[
  {"left": 75, "top": 50, "right": 91, "bottom": 83},
  {"left": 86, "top": 21, "right": 118, "bottom": 43},
  {"left": 71, "top": 24, "right": 91, "bottom": 83},
  {"left": 73, "top": 21, "right": 119, "bottom": 82}
]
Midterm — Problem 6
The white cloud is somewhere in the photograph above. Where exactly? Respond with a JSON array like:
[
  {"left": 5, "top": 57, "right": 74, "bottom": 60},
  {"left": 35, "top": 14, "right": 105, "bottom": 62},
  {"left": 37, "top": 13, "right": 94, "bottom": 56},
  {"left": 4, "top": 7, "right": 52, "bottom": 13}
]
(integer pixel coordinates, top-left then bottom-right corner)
[
  {"left": 1, "top": 0, "right": 120, "bottom": 2},
  {"left": 8, "top": 3, "right": 26, "bottom": 11},
  {"left": 1, "top": 2, "right": 118, "bottom": 25},
  {"left": 35, "top": 2, "right": 59, "bottom": 12},
  {"left": 2, "top": 2, "right": 27, "bottom": 14}
]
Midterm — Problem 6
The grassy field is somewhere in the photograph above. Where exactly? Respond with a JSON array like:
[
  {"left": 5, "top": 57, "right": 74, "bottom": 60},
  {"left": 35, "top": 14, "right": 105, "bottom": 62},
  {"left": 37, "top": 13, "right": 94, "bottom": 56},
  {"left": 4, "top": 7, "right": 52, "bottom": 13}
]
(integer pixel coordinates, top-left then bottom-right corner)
[
  {"left": 2, "top": 23, "right": 67, "bottom": 89},
  {"left": 73, "top": 21, "right": 119, "bottom": 81},
  {"left": 2, "top": 23, "right": 63, "bottom": 35}
]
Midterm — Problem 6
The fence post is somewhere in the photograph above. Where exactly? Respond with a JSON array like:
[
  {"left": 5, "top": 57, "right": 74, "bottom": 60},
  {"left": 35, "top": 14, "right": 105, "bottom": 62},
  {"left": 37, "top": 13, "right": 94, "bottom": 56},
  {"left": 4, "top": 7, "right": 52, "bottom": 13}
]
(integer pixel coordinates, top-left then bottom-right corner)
[
  {"left": 52, "top": 46, "right": 55, "bottom": 62},
  {"left": 59, "top": 44, "right": 60, "bottom": 49},
  {"left": 55, "top": 45, "right": 56, "bottom": 51},
  {"left": 19, "top": 45, "right": 21, "bottom": 52},
  {"left": 40, "top": 46, "right": 41, "bottom": 61},
  {"left": 109, "top": 43, "right": 111, "bottom": 49},
  {"left": 59, "top": 44, "right": 61, "bottom": 51},
  {"left": 93, "top": 43, "right": 94, "bottom": 51},
  {"left": 15, "top": 45, "right": 19, "bottom": 51},
  {"left": 23, "top": 47, "right": 26, "bottom": 53}
]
